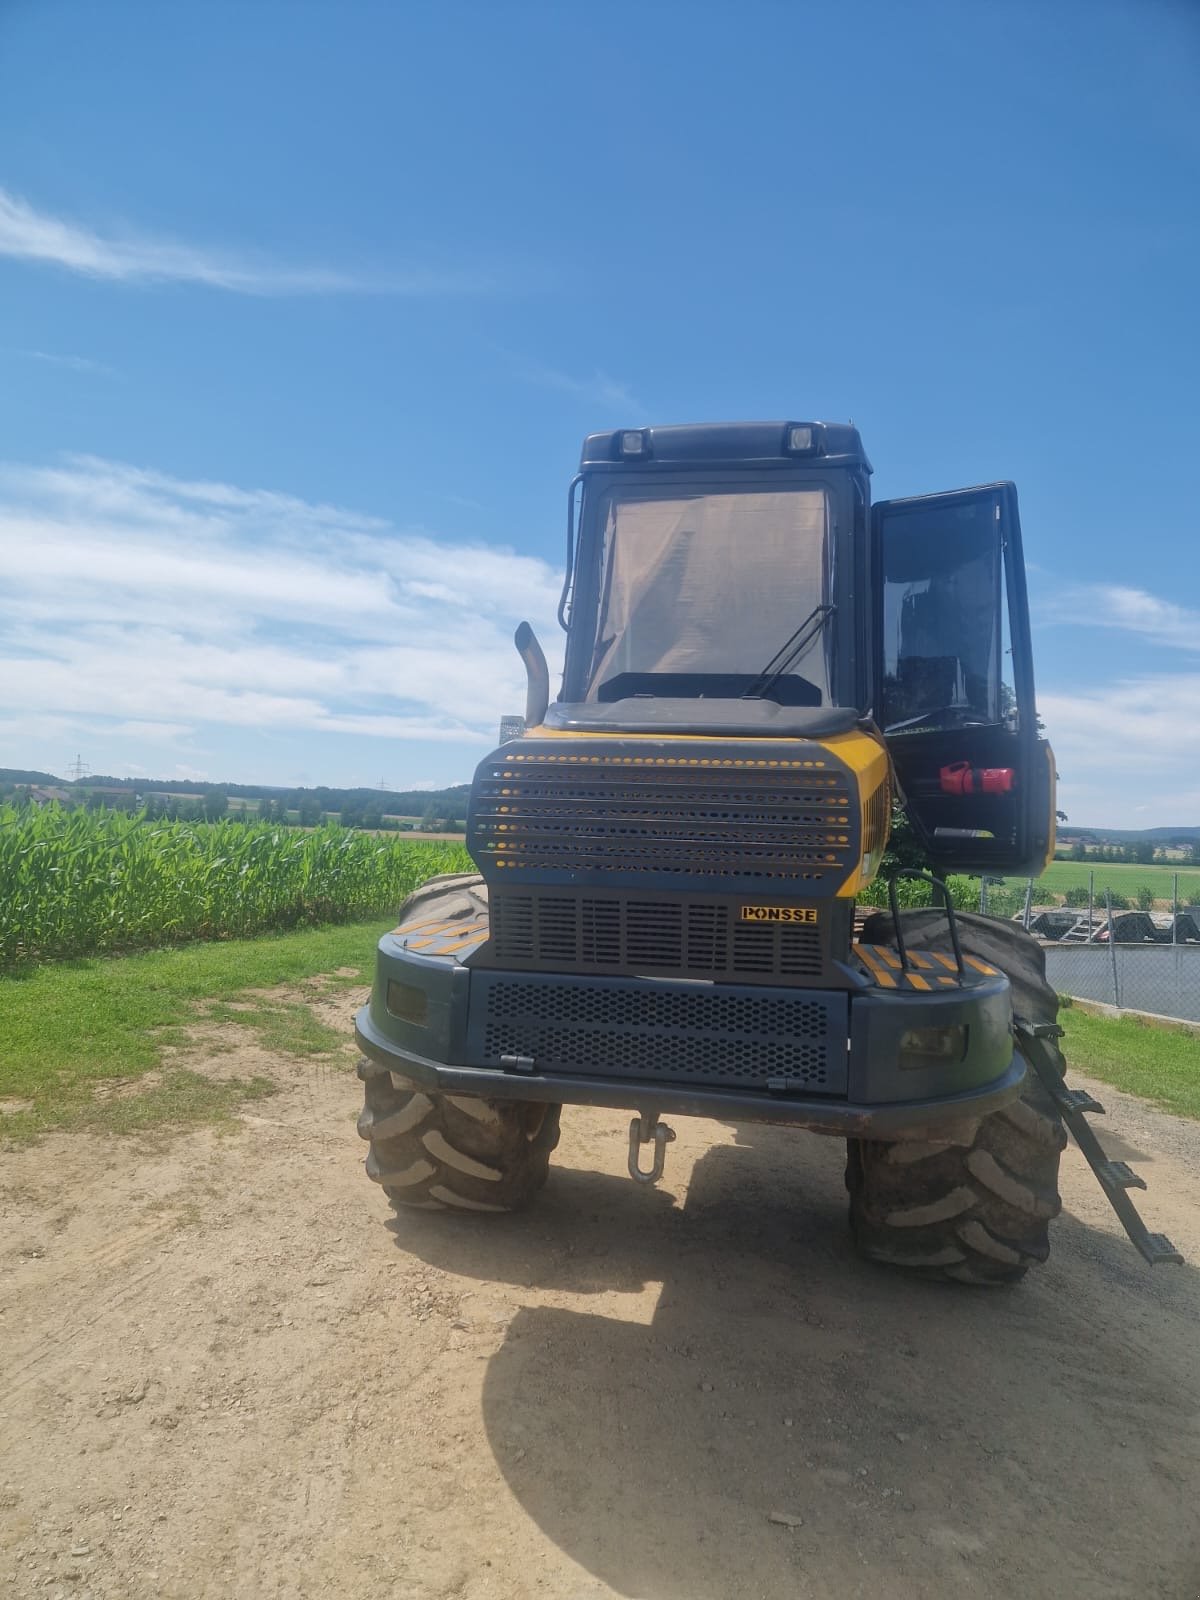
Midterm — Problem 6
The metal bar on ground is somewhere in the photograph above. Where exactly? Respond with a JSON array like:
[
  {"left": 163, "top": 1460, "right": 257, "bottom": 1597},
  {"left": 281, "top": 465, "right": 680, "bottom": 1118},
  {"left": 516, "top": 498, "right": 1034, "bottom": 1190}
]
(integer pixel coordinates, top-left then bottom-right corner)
[{"left": 1015, "top": 1024, "right": 1182, "bottom": 1266}]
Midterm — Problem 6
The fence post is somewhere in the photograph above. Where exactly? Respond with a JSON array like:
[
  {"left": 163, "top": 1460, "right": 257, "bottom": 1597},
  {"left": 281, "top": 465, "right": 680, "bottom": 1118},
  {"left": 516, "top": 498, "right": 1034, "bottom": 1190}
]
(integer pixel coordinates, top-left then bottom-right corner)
[
  {"left": 980, "top": 878, "right": 989, "bottom": 916},
  {"left": 1105, "top": 888, "right": 1120, "bottom": 1008},
  {"left": 1088, "top": 869, "right": 1095, "bottom": 942},
  {"left": 1173, "top": 872, "right": 1179, "bottom": 946},
  {"left": 1023, "top": 877, "right": 1033, "bottom": 931}
]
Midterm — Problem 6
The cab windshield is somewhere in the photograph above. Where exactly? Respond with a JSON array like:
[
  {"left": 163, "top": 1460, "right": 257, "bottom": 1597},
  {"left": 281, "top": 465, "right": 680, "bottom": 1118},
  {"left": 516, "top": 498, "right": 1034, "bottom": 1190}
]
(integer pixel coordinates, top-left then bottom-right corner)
[{"left": 581, "top": 483, "right": 833, "bottom": 704}]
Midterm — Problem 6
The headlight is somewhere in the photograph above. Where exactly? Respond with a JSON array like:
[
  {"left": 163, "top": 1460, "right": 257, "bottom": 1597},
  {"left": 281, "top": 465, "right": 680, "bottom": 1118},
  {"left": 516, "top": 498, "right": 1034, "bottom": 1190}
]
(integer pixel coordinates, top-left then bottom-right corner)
[
  {"left": 386, "top": 981, "right": 428, "bottom": 1026},
  {"left": 898, "top": 1024, "right": 967, "bottom": 1067}
]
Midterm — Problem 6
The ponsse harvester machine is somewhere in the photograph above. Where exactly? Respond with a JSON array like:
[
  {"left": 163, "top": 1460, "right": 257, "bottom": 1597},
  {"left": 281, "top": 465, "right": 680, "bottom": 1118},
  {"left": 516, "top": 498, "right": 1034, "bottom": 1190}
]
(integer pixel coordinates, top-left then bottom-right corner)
[{"left": 356, "top": 421, "right": 1179, "bottom": 1283}]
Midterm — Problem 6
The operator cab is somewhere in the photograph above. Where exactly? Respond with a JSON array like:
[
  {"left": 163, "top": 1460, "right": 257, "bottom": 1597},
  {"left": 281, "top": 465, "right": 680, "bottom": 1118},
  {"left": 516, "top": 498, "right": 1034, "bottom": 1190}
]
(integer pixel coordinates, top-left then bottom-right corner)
[{"left": 553, "top": 421, "right": 869, "bottom": 740}]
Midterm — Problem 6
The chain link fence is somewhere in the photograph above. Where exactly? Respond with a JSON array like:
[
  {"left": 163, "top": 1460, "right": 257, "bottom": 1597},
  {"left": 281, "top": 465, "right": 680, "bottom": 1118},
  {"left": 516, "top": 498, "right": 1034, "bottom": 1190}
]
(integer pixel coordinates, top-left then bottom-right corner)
[
  {"left": 860, "top": 868, "right": 1199, "bottom": 1021},
  {"left": 980, "top": 871, "right": 1200, "bottom": 1024},
  {"left": 1041, "top": 944, "right": 1200, "bottom": 1023}
]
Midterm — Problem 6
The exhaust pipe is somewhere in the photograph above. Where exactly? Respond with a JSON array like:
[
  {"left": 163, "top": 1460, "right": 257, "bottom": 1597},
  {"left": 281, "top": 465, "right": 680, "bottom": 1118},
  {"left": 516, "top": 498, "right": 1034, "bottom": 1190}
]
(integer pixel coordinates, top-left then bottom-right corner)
[{"left": 514, "top": 621, "right": 550, "bottom": 727}]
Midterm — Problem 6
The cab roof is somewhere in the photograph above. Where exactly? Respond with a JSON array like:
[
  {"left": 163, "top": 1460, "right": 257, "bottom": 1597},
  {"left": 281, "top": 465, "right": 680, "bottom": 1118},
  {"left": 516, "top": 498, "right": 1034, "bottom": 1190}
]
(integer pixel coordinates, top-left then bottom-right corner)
[{"left": 580, "top": 420, "right": 871, "bottom": 472}]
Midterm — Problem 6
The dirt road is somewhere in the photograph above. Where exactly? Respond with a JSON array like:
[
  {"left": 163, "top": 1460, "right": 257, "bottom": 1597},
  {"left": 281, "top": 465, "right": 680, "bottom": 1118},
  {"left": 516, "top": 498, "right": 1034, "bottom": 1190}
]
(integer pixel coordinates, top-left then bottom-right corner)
[{"left": 2, "top": 985, "right": 1198, "bottom": 1600}]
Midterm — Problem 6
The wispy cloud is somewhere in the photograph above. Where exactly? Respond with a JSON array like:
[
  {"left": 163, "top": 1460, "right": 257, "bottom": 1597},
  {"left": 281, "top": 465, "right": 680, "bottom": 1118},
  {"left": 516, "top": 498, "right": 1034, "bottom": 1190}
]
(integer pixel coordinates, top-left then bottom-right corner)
[
  {"left": 1041, "top": 583, "right": 1200, "bottom": 652},
  {"left": 0, "top": 455, "right": 564, "bottom": 769},
  {"left": 1027, "top": 579, "right": 1200, "bottom": 821},
  {"left": 0, "top": 185, "right": 496, "bottom": 296},
  {"left": 1042, "top": 673, "right": 1200, "bottom": 761},
  {"left": 512, "top": 355, "right": 640, "bottom": 413},
  {"left": 1039, "top": 668, "right": 1200, "bottom": 825},
  {"left": 20, "top": 348, "right": 115, "bottom": 376}
]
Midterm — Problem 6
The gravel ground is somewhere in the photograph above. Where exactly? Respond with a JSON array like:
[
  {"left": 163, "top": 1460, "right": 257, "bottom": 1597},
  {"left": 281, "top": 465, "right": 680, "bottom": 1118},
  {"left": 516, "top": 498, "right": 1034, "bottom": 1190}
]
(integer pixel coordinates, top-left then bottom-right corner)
[{"left": 1, "top": 985, "right": 1198, "bottom": 1600}]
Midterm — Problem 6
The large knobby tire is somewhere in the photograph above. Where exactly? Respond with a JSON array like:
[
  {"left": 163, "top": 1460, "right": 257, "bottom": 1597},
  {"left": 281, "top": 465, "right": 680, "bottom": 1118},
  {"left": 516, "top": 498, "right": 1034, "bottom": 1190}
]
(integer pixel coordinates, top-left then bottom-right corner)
[
  {"left": 847, "top": 910, "right": 1067, "bottom": 1285},
  {"left": 357, "top": 869, "right": 561, "bottom": 1213},
  {"left": 357, "top": 1065, "right": 562, "bottom": 1213},
  {"left": 388, "top": 869, "right": 490, "bottom": 926}
]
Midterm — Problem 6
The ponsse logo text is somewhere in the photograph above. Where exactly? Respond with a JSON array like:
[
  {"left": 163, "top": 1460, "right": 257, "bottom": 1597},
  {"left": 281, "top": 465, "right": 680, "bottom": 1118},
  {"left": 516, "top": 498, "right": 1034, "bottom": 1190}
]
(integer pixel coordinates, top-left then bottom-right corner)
[{"left": 739, "top": 905, "right": 819, "bottom": 924}]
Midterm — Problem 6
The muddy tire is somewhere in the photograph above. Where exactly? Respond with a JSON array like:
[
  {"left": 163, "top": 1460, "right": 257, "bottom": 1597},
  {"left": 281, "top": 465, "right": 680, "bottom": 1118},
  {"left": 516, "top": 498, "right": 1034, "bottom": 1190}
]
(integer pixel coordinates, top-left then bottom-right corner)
[
  {"left": 391, "top": 869, "right": 489, "bottom": 924},
  {"left": 847, "top": 910, "right": 1067, "bottom": 1284},
  {"left": 357, "top": 1063, "right": 561, "bottom": 1213}
]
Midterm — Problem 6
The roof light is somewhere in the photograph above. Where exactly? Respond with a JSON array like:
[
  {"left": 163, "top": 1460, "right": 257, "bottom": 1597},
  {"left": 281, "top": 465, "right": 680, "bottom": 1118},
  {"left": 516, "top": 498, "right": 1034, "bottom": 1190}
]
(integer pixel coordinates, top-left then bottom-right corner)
[
  {"left": 617, "top": 429, "right": 650, "bottom": 458},
  {"left": 785, "top": 424, "right": 817, "bottom": 455}
]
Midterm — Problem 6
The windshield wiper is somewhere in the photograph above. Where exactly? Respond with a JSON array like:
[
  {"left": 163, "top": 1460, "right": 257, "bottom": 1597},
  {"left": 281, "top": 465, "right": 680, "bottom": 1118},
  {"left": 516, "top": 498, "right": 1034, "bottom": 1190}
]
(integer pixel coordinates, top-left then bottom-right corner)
[
  {"left": 883, "top": 704, "right": 977, "bottom": 735},
  {"left": 742, "top": 604, "right": 836, "bottom": 701}
]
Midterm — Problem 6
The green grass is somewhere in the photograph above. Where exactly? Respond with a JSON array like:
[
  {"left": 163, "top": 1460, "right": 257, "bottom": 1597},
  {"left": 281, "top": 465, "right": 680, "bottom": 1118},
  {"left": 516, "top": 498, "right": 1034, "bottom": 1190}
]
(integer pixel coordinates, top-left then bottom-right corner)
[
  {"left": 0, "top": 803, "right": 471, "bottom": 969},
  {"left": 200, "top": 997, "right": 348, "bottom": 1058},
  {"left": 62, "top": 1069, "right": 280, "bottom": 1139},
  {"left": 1011, "top": 861, "right": 1200, "bottom": 901},
  {"left": 0, "top": 917, "right": 386, "bottom": 1142},
  {"left": 1060, "top": 1007, "right": 1200, "bottom": 1121}
]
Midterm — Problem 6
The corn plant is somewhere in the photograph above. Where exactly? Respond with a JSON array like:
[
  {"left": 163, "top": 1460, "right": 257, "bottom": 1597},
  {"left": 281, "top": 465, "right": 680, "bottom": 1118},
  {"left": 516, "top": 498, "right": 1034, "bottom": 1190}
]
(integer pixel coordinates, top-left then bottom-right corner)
[{"left": 0, "top": 804, "right": 472, "bottom": 969}]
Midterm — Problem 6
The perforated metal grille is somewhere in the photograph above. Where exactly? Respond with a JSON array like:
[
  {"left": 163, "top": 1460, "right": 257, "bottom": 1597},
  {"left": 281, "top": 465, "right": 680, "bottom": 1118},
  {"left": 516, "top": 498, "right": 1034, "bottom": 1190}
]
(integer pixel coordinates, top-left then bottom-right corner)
[
  {"left": 469, "top": 744, "right": 857, "bottom": 889},
  {"left": 489, "top": 891, "right": 823, "bottom": 980},
  {"left": 468, "top": 973, "right": 847, "bottom": 1091}
]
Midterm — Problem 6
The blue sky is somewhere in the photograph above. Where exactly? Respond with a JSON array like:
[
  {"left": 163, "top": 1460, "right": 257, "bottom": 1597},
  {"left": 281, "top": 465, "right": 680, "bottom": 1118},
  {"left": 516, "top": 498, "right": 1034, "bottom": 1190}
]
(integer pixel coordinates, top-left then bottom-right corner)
[{"left": 0, "top": 0, "right": 1197, "bottom": 825}]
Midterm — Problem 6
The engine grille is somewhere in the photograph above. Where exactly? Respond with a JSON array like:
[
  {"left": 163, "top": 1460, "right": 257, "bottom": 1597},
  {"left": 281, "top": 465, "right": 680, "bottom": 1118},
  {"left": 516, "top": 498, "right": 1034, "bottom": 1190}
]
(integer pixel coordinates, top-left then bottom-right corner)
[
  {"left": 488, "top": 891, "right": 826, "bottom": 982},
  {"left": 467, "top": 972, "right": 848, "bottom": 1092},
  {"left": 467, "top": 740, "right": 858, "bottom": 892}
]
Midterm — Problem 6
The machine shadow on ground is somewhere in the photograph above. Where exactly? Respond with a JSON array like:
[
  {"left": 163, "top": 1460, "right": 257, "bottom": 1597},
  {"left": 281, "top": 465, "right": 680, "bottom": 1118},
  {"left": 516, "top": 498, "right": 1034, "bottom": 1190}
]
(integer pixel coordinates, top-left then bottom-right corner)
[{"left": 388, "top": 1121, "right": 1200, "bottom": 1600}]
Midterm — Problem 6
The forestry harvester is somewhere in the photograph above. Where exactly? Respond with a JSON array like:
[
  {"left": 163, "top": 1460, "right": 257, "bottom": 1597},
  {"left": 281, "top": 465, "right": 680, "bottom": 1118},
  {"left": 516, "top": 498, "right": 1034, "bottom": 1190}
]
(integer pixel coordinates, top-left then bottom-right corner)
[{"left": 355, "top": 420, "right": 1179, "bottom": 1282}]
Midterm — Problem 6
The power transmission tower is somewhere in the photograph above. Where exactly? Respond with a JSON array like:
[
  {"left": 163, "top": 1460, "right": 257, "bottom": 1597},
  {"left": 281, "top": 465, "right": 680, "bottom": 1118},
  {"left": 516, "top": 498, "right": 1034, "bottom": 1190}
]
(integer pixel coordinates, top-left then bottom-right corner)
[{"left": 67, "top": 753, "right": 91, "bottom": 782}]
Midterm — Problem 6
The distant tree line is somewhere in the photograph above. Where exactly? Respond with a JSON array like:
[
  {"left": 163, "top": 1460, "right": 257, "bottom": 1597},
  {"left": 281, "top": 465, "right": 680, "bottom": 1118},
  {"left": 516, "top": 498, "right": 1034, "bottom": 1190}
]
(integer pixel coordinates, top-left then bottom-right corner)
[
  {"left": 1, "top": 775, "right": 467, "bottom": 834},
  {"left": 137, "top": 791, "right": 465, "bottom": 832},
  {"left": 1, "top": 769, "right": 468, "bottom": 810},
  {"left": 1060, "top": 838, "right": 1199, "bottom": 865}
]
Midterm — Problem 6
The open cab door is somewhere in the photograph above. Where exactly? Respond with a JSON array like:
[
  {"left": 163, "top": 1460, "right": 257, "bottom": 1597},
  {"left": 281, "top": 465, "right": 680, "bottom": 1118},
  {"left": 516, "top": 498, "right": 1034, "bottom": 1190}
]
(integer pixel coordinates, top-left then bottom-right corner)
[{"left": 873, "top": 482, "right": 1055, "bottom": 878}]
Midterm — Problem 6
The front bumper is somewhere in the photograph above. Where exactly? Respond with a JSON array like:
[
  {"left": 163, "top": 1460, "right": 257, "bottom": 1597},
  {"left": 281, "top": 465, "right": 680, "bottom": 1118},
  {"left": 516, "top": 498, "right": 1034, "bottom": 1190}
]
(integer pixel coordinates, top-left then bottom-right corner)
[
  {"left": 354, "top": 932, "right": 1026, "bottom": 1139},
  {"left": 355, "top": 1004, "right": 1025, "bottom": 1137}
]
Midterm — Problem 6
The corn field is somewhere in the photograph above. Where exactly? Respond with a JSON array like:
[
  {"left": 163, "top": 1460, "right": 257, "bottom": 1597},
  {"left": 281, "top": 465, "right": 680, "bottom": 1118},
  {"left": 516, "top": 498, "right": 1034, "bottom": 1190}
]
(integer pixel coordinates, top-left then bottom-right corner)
[{"left": 0, "top": 805, "right": 472, "bottom": 969}]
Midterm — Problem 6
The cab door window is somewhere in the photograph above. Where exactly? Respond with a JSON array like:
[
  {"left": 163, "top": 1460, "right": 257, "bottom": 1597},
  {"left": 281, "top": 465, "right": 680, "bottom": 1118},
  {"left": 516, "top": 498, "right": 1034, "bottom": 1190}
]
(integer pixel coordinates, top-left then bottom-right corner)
[
  {"left": 873, "top": 483, "right": 1052, "bottom": 877},
  {"left": 882, "top": 496, "right": 1002, "bottom": 735}
]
